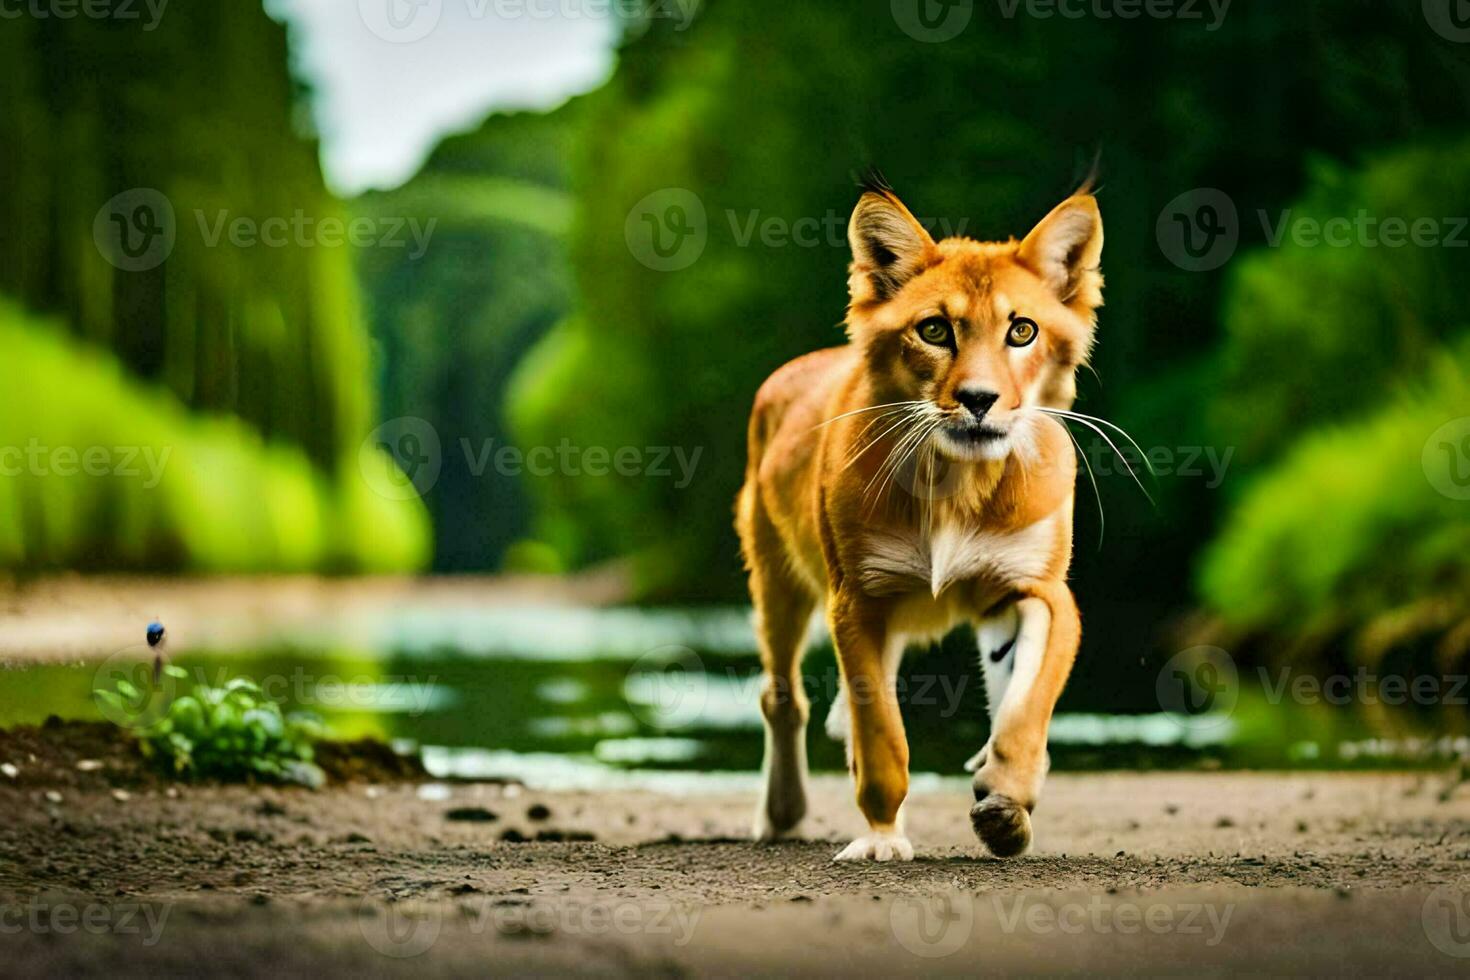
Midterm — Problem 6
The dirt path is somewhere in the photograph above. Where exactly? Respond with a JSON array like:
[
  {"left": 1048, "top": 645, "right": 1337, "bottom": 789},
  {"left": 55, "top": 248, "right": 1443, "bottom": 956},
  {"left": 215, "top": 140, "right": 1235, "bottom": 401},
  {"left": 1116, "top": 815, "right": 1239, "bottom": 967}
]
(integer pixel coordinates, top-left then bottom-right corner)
[{"left": 4, "top": 771, "right": 1470, "bottom": 976}]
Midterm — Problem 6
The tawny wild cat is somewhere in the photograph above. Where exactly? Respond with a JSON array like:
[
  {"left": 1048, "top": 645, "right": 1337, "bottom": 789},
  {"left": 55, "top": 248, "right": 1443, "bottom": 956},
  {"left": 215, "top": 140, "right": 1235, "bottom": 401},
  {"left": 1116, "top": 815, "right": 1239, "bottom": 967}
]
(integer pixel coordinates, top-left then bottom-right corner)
[{"left": 735, "top": 174, "right": 1104, "bottom": 861}]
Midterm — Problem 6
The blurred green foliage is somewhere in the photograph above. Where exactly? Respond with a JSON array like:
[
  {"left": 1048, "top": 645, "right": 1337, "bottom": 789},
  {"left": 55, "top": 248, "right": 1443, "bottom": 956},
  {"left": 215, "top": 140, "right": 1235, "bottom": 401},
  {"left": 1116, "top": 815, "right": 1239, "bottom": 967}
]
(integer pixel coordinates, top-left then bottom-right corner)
[
  {"left": 478, "top": 0, "right": 1470, "bottom": 665},
  {"left": 1201, "top": 342, "right": 1470, "bottom": 659},
  {"left": 0, "top": 302, "right": 426, "bottom": 572},
  {"left": 1215, "top": 139, "right": 1470, "bottom": 465},
  {"left": 1201, "top": 139, "right": 1470, "bottom": 658},
  {"left": 355, "top": 107, "right": 582, "bottom": 571},
  {"left": 3, "top": 0, "right": 1467, "bottom": 667},
  {"left": 0, "top": 4, "right": 428, "bottom": 573}
]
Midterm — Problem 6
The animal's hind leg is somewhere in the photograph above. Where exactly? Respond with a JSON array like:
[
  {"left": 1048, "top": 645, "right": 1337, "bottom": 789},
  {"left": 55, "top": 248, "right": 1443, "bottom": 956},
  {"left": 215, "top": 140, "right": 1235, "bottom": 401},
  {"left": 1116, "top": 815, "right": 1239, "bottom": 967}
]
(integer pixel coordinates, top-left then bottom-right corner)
[{"left": 746, "top": 510, "right": 817, "bottom": 841}]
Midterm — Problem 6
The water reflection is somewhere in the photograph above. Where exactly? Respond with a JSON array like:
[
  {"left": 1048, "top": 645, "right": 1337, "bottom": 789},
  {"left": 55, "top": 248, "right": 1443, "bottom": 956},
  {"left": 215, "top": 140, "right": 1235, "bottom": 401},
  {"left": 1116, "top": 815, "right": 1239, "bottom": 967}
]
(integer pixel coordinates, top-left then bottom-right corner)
[{"left": 1, "top": 606, "right": 1465, "bottom": 788}]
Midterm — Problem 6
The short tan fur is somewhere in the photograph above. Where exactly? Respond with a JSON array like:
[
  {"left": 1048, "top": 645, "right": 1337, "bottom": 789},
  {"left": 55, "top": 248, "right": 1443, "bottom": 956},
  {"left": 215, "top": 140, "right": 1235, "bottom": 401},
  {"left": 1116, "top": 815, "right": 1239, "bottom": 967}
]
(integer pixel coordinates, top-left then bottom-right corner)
[{"left": 736, "top": 174, "right": 1104, "bottom": 860}]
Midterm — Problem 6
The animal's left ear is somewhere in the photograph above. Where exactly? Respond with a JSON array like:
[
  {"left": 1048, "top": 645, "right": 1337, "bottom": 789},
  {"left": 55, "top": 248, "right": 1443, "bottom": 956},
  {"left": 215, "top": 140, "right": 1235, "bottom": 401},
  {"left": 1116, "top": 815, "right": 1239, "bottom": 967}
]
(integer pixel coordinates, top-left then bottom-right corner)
[{"left": 1017, "top": 193, "right": 1103, "bottom": 312}]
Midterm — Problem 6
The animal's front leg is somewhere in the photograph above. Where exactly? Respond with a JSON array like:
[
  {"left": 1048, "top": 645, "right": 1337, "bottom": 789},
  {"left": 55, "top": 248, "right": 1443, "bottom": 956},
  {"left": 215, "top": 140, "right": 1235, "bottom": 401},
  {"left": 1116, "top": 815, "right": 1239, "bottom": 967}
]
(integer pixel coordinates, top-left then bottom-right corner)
[
  {"left": 971, "top": 582, "right": 1080, "bottom": 857},
  {"left": 829, "top": 590, "right": 912, "bottom": 862},
  {"left": 965, "top": 604, "right": 1022, "bottom": 772},
  {"left": 827, "top": 633, "right": 908, "bottom": 773}
]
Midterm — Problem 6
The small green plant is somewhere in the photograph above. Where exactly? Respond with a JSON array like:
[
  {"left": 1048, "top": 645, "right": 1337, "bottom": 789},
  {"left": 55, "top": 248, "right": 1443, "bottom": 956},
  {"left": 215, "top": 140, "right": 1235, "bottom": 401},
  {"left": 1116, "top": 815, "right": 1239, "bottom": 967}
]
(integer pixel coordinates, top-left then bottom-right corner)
[{"left": 96, "top": 668, "right": 328, "bottom": 787}]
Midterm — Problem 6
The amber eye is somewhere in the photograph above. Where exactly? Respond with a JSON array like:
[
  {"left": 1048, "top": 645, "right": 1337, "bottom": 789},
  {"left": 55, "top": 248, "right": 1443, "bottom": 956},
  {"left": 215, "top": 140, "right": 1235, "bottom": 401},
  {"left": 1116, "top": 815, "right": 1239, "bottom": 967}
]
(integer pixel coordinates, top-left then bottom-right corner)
[
  {"left": 917, "top": 318, "right": 953, "bottom": 347},
  {"left": 1007, "top": 317, "right": 1039, "bottom": 347}
]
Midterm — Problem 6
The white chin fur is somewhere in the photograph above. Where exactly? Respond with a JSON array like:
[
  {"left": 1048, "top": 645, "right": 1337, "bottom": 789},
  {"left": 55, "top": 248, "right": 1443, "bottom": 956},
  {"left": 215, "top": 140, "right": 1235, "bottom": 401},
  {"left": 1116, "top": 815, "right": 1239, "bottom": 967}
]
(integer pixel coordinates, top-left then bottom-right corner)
[{"left": 935, "top": 428, "right": 1011, "bottom": 462}]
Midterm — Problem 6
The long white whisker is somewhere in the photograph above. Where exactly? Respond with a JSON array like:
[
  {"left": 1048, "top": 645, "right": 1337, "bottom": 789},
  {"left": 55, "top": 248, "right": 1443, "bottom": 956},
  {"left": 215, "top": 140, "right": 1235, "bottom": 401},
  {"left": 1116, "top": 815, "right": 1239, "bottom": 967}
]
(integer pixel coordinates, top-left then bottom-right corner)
[
  {"left": 1059, "top": 420, "right": 1105, "bottom": 549},
  {"left": 890, "top": 419, "right": 938, "bottom": 490},
  {"left": 812, "top": 400, "right": 926, "bottom": 431},
  {"left": 1044, "top": 407, "right": 1157, "bottom": 478},
  {"left": 845, "top": 407, "right": 927, "bottom": 472},
  {"left": 862, "top": 413, "right": 930, "bottom": 499},
  {"left": 844, "top": 406, "right": 925, "bottom": 465},
  {"left": 863, "top": 411, "right": 939, "bottom": 510},
  {"left": 1039, "top": 410, "right": 1155, "bottom": 507},
  {"left": 859, "top": 415, "right": 920, "bottom": 500},
  {"left": 924, "top": 418, "right": 952, "bottom": 532},
  {"left": 924, "top": 438, "right": 937, "bottom": 539},
  {"left": 874, "top": 416, "right": 943, "bottom": 513}
]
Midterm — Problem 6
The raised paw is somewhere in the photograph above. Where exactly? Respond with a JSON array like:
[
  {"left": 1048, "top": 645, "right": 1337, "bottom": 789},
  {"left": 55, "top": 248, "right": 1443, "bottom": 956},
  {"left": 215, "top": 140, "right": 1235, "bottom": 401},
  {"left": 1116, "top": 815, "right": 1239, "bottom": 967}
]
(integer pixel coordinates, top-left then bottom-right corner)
[
  {"left": 833, "top": 831, "right": 914, "bottom": 862},
  {"left": 970, "top": 793, "right": 1032, "bottom": 858}
]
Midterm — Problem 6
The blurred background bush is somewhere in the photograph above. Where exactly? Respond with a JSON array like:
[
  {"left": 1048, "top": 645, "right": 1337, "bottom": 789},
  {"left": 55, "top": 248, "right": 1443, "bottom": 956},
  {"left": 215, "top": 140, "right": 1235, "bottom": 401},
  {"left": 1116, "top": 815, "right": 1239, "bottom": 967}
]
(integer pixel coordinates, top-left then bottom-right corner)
[{"left": 1, "top": 0, "right": 1467, "bottom": 673}]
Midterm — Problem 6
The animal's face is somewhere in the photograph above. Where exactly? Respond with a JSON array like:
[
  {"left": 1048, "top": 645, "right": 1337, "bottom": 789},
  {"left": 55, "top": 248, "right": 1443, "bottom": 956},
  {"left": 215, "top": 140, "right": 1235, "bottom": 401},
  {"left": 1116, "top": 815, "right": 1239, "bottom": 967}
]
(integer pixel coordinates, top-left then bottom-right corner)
[{"left": 846, "top": 179, "right": 1104, "bottom": 462}]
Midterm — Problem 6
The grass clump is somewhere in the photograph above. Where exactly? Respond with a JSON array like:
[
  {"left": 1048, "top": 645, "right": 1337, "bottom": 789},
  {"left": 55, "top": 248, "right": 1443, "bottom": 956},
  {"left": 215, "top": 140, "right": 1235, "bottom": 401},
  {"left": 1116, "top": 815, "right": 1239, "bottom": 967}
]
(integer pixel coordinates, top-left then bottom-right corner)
[{"left": 96, "top": 667, "right": 327, "bottom": 787}]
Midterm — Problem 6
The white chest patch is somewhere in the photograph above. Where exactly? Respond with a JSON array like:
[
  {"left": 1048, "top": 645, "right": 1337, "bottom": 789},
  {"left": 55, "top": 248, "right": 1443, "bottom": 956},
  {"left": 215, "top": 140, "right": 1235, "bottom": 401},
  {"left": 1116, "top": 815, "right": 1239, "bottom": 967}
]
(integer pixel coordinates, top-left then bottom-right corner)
[{"left": 858, "top": 517, "right": 1056, "bottom": 597}]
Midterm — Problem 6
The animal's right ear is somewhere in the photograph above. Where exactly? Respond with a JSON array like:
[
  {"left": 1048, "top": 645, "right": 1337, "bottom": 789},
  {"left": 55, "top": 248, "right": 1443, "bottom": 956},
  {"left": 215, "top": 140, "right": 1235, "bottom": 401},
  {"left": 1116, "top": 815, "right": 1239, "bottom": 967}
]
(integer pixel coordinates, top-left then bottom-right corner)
[{"left": 847, "top": 184, "right": 936, "bottom": 304}]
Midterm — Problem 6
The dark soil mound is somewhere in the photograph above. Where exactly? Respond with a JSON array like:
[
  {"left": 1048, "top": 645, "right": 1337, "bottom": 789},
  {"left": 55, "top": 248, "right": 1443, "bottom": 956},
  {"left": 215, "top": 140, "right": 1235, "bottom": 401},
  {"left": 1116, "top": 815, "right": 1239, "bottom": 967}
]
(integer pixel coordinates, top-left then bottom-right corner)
[
  {"left": 314, "top": 736, "right": 428, "bottom": 784},
  {"left": 0, "top": 718, "right": 426, "bottom": 791}
]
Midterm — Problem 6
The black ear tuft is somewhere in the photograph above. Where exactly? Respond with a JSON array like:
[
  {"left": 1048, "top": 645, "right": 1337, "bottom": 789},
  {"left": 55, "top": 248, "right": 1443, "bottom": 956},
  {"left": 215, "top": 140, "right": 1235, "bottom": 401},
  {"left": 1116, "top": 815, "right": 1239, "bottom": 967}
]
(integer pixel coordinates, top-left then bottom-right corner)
[
  {"left": 1074, "top": 148, "right": 1103, "bottom": 198},
  {"left": 854, "top": 166, "right": 894, "bottom": 198}
]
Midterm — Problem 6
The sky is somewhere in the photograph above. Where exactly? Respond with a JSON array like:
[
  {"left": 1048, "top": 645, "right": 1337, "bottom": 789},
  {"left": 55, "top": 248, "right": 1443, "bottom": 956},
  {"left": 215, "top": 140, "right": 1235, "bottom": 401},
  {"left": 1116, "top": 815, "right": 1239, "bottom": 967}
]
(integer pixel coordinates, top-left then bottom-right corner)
[{"left": 269, "top": 0, "right": 619, "bottom": 195}]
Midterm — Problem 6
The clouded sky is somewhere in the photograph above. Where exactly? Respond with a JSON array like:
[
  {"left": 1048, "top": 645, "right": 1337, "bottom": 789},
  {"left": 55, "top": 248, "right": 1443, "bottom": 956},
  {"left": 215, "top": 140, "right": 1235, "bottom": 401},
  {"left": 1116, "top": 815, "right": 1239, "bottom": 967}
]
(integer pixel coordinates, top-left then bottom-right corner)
[{"left": 271, "top": 0, "right": 618, "bottom": 195}]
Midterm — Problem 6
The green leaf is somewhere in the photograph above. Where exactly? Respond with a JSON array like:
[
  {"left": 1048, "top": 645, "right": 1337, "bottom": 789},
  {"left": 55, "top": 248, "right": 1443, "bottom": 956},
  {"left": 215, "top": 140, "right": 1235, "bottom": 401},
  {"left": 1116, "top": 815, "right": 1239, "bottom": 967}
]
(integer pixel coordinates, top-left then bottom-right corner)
[{"left": 169, "top": 696, "right": 205, "bottom": 735}]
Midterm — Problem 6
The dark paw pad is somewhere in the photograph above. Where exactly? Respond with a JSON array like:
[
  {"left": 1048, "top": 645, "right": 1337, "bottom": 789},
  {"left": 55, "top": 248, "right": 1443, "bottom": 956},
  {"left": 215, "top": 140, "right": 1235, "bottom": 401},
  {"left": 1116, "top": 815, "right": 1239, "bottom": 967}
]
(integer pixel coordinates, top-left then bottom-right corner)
[{"left": 970, "top": 794, "right": 1032, "bottom": 858}]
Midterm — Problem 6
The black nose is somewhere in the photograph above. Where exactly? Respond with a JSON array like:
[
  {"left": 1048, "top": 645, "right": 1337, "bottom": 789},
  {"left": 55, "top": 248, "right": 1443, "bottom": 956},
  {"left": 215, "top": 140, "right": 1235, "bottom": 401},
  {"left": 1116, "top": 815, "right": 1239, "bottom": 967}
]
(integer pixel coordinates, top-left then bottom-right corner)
[{"left": 955, "top": 387, "right": 999, "bottom": 420}]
